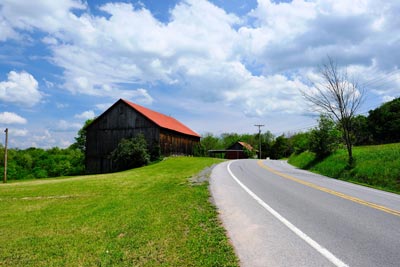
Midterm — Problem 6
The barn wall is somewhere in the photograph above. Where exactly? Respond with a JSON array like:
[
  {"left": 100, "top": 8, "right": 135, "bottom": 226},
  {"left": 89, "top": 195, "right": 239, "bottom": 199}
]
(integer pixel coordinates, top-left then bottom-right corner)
[
  {"left": 159, "top": 129, "right": 200, "bottom": 156},
  {"left": 86, "top": 101, "right": 159, "bottom": 174},
  {"left": 225, "top": 150, "right": 246, "bottom": 159}
]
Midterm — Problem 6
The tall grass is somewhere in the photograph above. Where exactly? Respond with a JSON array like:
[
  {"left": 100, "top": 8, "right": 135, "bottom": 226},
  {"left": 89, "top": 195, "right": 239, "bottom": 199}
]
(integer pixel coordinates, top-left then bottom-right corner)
[
  {"left": 0, "top": 157, "right": 238, "bottom": 266},
  {"left": 288, "top": 143, "right": 400, "bottom": 193}
]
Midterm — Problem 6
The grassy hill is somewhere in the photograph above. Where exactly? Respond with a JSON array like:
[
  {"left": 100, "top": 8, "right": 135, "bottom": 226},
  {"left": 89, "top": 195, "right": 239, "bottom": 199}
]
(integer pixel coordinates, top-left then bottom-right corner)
[
  {"left": 288, "top": 143, "right": 400, "bottom": 194},
  {"left": 0, "top": 157, "right": 238, "bottom": 266}
]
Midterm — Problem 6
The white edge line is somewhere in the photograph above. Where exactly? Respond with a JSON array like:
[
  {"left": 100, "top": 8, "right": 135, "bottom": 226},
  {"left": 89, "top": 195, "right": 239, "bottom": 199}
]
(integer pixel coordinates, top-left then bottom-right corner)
[{"left": 227, "top": 161, "right": 349, "bottom": 267}]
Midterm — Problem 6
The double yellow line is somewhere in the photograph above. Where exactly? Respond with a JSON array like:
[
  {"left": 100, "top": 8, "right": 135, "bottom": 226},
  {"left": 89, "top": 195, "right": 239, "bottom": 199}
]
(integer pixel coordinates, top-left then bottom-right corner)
[{"left": 257, "top": 160, "right": 400, "bottom": 217}]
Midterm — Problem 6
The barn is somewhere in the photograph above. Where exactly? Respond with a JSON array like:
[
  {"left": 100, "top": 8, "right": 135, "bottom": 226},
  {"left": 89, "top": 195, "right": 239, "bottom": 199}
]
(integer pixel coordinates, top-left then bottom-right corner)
[
  {"left": 208, "top": 141, "right": 256, "bottom": 159},
  {"left": 225, "top": 141, "right": 256, "bottom": 159},
  {"left": 85, "top": 99, "right": 200, "bottom": 174}
]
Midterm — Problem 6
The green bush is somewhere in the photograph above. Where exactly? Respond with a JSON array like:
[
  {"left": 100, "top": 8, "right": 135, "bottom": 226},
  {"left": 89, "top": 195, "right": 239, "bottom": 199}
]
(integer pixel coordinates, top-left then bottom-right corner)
[
  {"left": 111, "top": 134, "right": 150, "bottom": 171},
  {"left": 290, "top": 132, "right": 310, "bottom": 154}
]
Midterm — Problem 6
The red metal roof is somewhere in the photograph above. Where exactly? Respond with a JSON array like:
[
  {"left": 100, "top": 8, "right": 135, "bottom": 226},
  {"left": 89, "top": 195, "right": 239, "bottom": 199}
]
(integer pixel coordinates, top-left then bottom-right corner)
[
  {"left": 238, "top": 141, "right": 255, "bottom": 151},
  {"left": 122, "top": 99, "right": 200, "bottom": 138}
]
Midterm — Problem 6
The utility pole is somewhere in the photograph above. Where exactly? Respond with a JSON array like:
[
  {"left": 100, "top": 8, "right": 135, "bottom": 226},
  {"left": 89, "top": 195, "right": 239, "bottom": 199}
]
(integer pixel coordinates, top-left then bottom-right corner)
[
  {"left": 254, "top": 124, "right": 264, "bottom": 159},
  {"left": 4, "top": 128, "right": 8, "bottom": 183}
]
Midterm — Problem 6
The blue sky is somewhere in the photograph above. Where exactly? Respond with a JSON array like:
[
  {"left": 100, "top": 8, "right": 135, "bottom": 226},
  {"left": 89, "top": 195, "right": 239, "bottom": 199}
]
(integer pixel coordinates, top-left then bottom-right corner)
[{"left": 1, "top": 0, "right": 399, "bottom": 148}]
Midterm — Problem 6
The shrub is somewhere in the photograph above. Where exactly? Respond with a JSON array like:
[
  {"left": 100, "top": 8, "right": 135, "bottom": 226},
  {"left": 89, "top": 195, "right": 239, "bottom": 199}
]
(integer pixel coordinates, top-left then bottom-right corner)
[{"left": 111, "top": 134, "right": 150, "bottom": 171}]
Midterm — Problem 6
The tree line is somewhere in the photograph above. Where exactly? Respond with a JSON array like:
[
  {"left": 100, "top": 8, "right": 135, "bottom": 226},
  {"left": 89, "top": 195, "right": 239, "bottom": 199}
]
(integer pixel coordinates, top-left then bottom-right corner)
[
  {"left": 196, "top": 96, "right": 400, "bottom": 161},
  {"left": 0, "top": 146, "right": 84, "bottom": 180},
  {"left": 1, "top": 96, "right": 398, "bottom": 180}
]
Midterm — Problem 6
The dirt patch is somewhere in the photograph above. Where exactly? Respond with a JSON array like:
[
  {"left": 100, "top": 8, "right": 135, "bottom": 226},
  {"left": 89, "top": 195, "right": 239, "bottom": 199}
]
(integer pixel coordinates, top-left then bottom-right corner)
[{"left": 189, "top": 164, "right": 218, "bottom": 185}]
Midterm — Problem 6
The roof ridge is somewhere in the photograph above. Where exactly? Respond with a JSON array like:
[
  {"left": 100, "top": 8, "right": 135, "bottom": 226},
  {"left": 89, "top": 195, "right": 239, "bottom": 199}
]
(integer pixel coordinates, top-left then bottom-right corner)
[{"left": 121, "top": 99, "right": 200, "bottom": 137}]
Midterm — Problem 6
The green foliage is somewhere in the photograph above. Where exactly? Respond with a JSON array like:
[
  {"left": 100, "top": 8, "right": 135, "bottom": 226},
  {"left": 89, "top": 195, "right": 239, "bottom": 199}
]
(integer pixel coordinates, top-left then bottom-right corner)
[
  {"left": 149, "top": 141, "right": 162, "bottom": 161},
  {"left": 270, "top": 135, "right": 293, "bottom": 159},
  {"left": 243, "top": 146, "right": 256, "bottom": 158},
  {"left": 111, "top": 134, "right": 150, "bottom": 171},
  {"left": 69, "top": 118, "right": 94, "bottom": 152},
  {"left": 352, "top": 115, "right": 373, "bottom": 145},
  {"left": 196, "top": 131, "right": 293, "bottom": 160},
  {"left": 0, "top": 157, "right": 238, "bottom": 266},
  {"left": 368, "top": 97, "right": 400, "bottom": 144},
  {"left": 290, "top": 132, "right": 310, "bottom": 154},
  {"left": 309, "top": 115, "right": 341, "bottom": 159},
  {"left": 1, "top": 147, "right": 85, "bottom": 181},
  {"left": 193, "top": 143, "right": 207, "bottom": 157},
  {"left": 288, "top": 143, "right": 400, "bottom": 194},
  {"left": 196, "top": 133, "right": 223, "bottom": 157},
  {"left": 220, "top": 133, "right": 241, "bottom": 148}
]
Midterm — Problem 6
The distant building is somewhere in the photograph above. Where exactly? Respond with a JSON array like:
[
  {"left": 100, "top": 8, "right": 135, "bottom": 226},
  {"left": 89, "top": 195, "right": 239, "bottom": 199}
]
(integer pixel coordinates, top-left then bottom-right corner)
[
  {"left": 85, "top": 99, "right": 200, "bottom": 174},
  {"left": 208, "top": 141, "right": 256, "bottom": 159},
  {"left": 225, "top": 141, "right": 256, "bottom": 159}
]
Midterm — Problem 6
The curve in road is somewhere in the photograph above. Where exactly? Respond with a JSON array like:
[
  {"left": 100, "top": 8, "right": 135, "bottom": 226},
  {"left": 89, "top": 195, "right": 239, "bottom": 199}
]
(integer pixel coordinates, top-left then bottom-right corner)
[{"left": 210, "top": 159, "right": 400, "bottom": 267}]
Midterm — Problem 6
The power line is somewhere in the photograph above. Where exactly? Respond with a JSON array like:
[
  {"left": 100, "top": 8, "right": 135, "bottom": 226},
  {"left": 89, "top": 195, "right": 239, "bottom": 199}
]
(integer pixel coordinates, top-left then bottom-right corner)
[{"left": 361, "top": 68, "right": 400, "bottom": 88}]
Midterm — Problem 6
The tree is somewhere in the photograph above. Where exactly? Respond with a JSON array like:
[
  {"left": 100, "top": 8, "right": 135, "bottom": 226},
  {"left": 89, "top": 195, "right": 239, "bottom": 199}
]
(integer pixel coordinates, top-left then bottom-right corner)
[
  {"left": 290, "top": 132, "right": 310, "bottom": 154},
  {"left": 352, "top": 115, "right": 372, "bottom": 145},
  {"left": 261, "top": 131, "right": 275, "bottom": 159},
  {"left": 309, "top": 115, "right": 341, "bottom": 159},
  {"left": 220, "top": 133, "right": 240, "bottom": 149},
  {"left": 270, "top": 135, "right": 292, "bottom": 159},
  {"left": 368, "top": 97, "right": 400, "bottom": 144},
  {"left": 70, "top": 118, "right": 94, "bottom": 152},
  {"left": 301, "top": 57, "right": 364, "bottom": 165}
]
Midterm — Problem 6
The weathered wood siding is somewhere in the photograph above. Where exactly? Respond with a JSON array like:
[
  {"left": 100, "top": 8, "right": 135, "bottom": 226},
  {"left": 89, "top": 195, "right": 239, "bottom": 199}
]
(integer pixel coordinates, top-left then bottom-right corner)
[
  {"left": 86, "top": 100, "right": 201, "bottom": 174},
  {"left": 226, "top": 142, "right": 246, "bottom": 159},
  {"left": 159, "top": 129, "right": 200, "bottom": 155},
  {"left": 86, "top": 101, "right": 159, "bottom": 174}
]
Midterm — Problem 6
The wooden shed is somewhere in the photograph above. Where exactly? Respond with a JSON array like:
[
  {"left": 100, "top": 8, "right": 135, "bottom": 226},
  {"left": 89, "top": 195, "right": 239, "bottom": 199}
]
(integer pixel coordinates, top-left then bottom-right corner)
[
  {"left": 225, "top": 141, "right": 256, "bottom": 159},
  {"left": 85, "top": 99, "right": 200, "bottom": 174},
  {"left": 208, "top": 141, "right": 256, "bottom": 159}
]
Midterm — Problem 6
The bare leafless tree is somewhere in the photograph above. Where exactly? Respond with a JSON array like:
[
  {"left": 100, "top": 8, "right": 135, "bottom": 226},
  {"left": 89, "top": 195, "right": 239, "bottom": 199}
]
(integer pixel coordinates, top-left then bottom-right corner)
[{"left": 301, "top": 57, "right": 364, "bottom": 165}]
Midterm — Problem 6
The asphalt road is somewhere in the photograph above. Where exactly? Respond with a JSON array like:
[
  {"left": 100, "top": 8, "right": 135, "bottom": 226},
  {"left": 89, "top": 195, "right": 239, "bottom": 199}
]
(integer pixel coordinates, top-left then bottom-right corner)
[{"left": 210, "top": 159, "right": 400, "bottom": 267}]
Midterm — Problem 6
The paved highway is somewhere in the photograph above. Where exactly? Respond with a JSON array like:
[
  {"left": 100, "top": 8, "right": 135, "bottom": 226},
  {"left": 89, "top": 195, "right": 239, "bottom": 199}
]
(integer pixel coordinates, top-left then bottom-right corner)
[{"left": 210, "top": 159, "right": 400, "bottom": 267}]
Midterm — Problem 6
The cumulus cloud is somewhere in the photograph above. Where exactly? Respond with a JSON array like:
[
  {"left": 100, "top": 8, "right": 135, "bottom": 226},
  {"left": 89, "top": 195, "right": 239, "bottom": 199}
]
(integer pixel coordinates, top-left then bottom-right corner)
[
  {"left": 75, "top": 110, "right": 95, "bottom": 120},
  {"left": 1, "top": 0, "right": 400, "bottom": 118},
  {"left": 0, "top": 71, "right": 43, "bottom": 106},
  {"left": 0, "top": 111, "right": 27, "bottom": 124},
  {"left": 55, "top": 120, "right": 82, "bottom": 131},
  {"left": 9, "top": 128, "right": 28, "bottom": 137},
  {"left": 0, "top": 0, "right": 86, "bottom": 34}
]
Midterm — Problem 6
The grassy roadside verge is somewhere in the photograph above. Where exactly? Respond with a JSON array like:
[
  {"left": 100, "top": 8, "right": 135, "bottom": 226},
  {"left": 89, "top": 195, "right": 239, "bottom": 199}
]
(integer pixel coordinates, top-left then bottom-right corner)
[
  {"left": 0, "top": 157, "right": 238, "bottom": 266},
  {"left": 288, "top": 143, "right": 400, "bottom": 194}
]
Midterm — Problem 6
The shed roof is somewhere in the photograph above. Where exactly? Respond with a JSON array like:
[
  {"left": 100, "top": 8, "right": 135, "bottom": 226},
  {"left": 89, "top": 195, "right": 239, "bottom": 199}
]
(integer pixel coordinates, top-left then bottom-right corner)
[
  {"left": 227, "top": 141, "right": 256, "bottom": 151},
  {"left": 122, "top": 99, "right": 200, "bottom": 137},
  {"left": 238, "top": 141, "right": 255, "bottom": 151}
]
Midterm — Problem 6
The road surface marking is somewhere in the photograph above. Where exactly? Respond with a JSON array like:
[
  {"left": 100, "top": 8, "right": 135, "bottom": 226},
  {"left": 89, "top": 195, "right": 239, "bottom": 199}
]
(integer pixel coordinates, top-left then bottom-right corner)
[
  {"left": 227, "top": 161, "right": 349, "bottom": 267},
  {"left": 257, "top": 160, "right": 400, "bottom": 217}
]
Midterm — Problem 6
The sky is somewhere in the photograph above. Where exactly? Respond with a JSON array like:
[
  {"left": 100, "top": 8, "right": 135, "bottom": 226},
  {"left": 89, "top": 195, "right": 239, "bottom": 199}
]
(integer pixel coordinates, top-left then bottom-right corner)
[{"left": 0, "top": 0, "right": 399, "bottom": 148}]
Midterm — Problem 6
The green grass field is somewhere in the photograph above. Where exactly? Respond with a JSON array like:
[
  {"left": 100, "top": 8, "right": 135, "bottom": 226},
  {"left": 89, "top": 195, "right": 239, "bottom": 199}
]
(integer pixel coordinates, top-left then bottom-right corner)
[
  {"left": 288, "top": 143, "right": 400, "bottom": 194},
  {"left": 0, "top": 157, "right": 238, "bottom": 267}
]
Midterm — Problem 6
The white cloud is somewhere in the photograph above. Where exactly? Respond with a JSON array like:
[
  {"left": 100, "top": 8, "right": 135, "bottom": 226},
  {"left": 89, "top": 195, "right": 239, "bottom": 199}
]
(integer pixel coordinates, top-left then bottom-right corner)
[
  {"left": 56, "top": 120, "right": 82, "bottom": 131},
  {"left": 74, "top": 110, "right": 95, "bottom": 120},
  {"left": 95, "top": 103, "right": 113, "bottom": 111},
  {"left": 0, "top": 111, "right": 27, "bottom": 124},
  {"left": 0, "top": 16, "right": 20, "bottom": 41},
  {"left": 0, "top": 71, "right": 43, "bottom": 106},
  {"left": 1, "top": 0, "right": 400, "bottom": 121},
  {"left": 56, "top": 102, "right": 69, "bottom": 109},
  {"left": 0, "top": 0, "right": 86, "bottom": 34},
  {"left": 9, "top": 128, "right": 28, "bottom": 137}
]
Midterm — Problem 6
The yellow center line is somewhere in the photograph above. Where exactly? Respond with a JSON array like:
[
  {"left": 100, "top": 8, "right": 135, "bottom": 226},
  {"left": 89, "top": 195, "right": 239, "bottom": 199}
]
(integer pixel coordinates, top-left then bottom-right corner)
[{"left": 257, "top": 160, "right": 400, "bottom": 217}]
